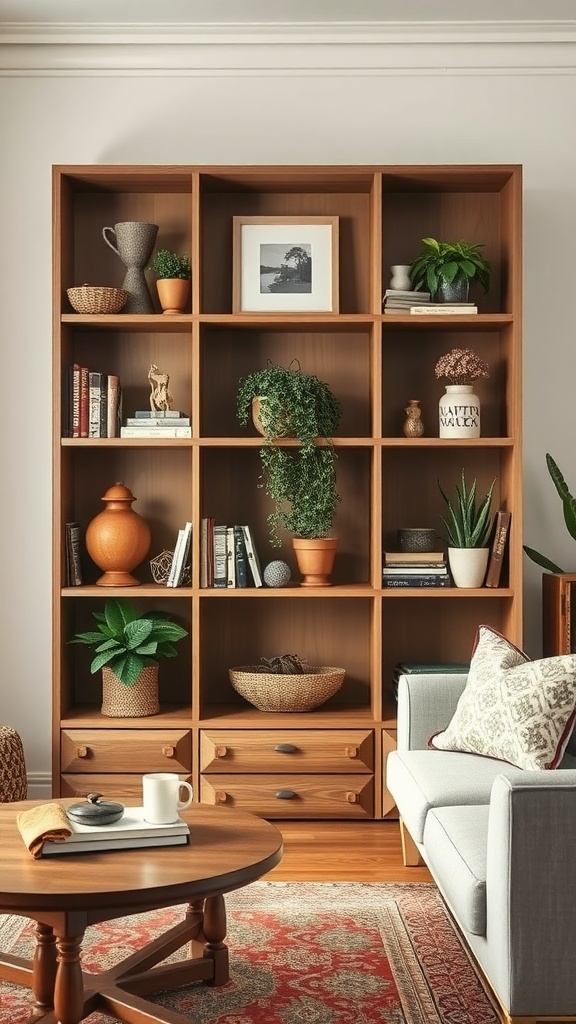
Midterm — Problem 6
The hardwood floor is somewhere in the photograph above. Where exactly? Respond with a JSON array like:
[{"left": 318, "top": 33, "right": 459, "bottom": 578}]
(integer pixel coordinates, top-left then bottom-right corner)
[{"left": 263, "top": 819, "right": 432, "bottom": 882}]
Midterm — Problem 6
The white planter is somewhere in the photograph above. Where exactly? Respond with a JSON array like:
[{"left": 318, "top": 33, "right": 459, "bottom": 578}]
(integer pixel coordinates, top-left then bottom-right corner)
[
  {"left": 439, "top": 384, "right": 480, "bottom": 438},
  {"left": 389, "top": 264, "right": 412, "bottom": 290},
  {"left": 448, "top": 547, "right": 489, "bottom": 589}
]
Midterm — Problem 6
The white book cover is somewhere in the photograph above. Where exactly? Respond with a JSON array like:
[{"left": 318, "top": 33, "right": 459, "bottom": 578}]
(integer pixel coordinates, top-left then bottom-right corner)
[
  {"left": 120, "top": 426, "right": 192, "bottom": 438},
  {"left": 167, "top": 528, "right": 185, "bottom": 587},
  {"left": 46, "top": 807, "right": 190, "bottom": 846},
  {"left": 241, "top": 525, "right": 263, "bottom": 587},
  {"left": 173, "top": 521, "right": 192, "bottom": 587},
  {"left": 41, "top": 833, "right": 189, "bottom": 856}
]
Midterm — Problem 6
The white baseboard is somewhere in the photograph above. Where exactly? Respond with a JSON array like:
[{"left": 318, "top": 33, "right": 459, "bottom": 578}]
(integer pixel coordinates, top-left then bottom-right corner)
[{"left": 25, "top": 773, "right": 52, "bottom": 800}]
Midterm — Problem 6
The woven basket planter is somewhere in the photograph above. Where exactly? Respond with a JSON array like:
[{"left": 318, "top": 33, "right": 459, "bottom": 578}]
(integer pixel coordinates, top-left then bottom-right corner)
[
  {"left": 101, "top": 664, "right": 159, "bottom": 718},
  {"left": 67, "top": 285, "right": 128, "bottom": 314},
  {"left": 229, "top": 665, "right": 345, "bottom": 713}
]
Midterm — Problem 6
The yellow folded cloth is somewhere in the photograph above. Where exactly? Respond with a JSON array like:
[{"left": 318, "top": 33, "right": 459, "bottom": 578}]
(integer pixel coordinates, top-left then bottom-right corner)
[{"left": 17, "top": 802, "right": 72, "bottom": 859}]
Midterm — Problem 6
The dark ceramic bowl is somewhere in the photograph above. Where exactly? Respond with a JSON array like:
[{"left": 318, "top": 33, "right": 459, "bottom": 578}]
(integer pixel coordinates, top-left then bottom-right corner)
[
  {"left": 397, "top": 528, "right": 438, "bottom": 553},
  {"left": 67, "top": 793, "right": 125, "bottom": 827}
]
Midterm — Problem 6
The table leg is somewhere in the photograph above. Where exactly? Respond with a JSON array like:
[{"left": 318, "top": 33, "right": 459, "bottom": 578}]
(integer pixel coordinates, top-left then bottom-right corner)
[
  {"left": 203, "top": 894, "right": 228, "bottom": 986},
  {"left": 53, "top": 934, "right": 84, "bottom": 1024},
  {"left": 32, "top": 923, "right": 57, "bottom": 1012}
]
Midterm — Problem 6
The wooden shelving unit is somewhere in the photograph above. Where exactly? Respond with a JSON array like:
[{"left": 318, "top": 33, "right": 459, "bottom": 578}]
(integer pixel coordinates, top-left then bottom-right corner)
[{"left": 52, "top": 163, "right": 523, "bottom": 821}]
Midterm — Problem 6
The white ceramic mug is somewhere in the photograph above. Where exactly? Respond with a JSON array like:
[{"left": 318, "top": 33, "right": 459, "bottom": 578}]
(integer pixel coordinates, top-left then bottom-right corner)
[{"left": 142, "top": 772, "right": 193, "bottom": 824}]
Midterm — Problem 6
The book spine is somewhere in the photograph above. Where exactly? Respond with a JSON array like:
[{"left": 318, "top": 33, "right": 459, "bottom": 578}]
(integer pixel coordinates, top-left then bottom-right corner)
[
  {"left": 383, "top": 575, "right": 451, "bottom": 587},
  {"left": 72, "top": 364, "right": 81, "bottom": 438},
  {"left": 79, "top": 366, "right": 89, "bottom": 438},
  {"left": 120, "top": 426, "right": 192, "bottom": 438},
  {"left": 485, "top": 511, "right": 511, "bottom": 588},
  {"left": 410, "top": 306, "right": 478, "bottom": 315},
  {"left": 234, "top": 525, "right": 248, "bottom": 588},
  {"left": 213, "top": 525, "right": 228, "bottom": 587},
  {"left": 99, "top": 374, "right": 108, "bottom": 437},
  {"left": 124, "top": 417, "right": 190, "bottom": 427},
  {"left": 88, "top": 371, "right": 102, "bottom": 438},
  {"left": 383, "top": 566, "right": 447, "bottom": 575},
  {"left": 134, "top": 410, "right": 184, "bottom": 418},
  {"left": 67, "top": 522, "right": 83, "bottom": 586},
  {"left": 106, "top": 375, "right": 121, "bottom": 438},
  {"left": 241, "top": 525, "right": 263, "bottom": 587},
  {"left": 226, "top": 527, "right": 236, "bottom": 587}
]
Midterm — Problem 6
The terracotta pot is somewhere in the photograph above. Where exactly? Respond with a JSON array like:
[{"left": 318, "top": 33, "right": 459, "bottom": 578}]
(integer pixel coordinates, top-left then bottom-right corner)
[
  {"left": 85, "top": 482, "right": 151, "bottom": 586},
  {"left": 101, "top": 663, "right": 159, "bottom": 717},
  {"left": 293, "top": 537, "right": 339, "bottom": 587},
  {"left": 156, "top": 278, "right": 190, "bottom": 314}
]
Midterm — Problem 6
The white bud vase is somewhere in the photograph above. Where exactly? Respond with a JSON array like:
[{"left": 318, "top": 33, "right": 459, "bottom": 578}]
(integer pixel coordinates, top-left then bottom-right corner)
[
  {"left": 438, "top": 384, "right": 480, "bottom": 438},
  {"left": 389, "top": 265, "right": 412, "bottom": 290}
]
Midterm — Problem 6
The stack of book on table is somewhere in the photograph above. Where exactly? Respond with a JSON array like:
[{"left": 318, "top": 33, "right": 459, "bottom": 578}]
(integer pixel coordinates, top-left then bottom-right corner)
[
  {"left": 120, "top": 410, "right": 191, "bottom": 439},
  {"left": 382, "top": 288, "right": 431, "bottom": 313},
  {"left": 383, "top": 550, "right": 451, "bottom": 588},
  {"left": 41, "top": 807, "right": 190, "bottom": 856}
]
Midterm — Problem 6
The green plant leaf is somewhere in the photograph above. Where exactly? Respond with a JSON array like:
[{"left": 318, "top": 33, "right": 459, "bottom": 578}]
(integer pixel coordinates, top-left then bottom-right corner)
[
  {"left": 69, "top": 630, "right": 107, "bottom": 646},
  {"left": 522, "top": 545, "right": 565, "bottom": 574},
  {"left": 124, "top": 619, "right": 154, "bottom": 650}
]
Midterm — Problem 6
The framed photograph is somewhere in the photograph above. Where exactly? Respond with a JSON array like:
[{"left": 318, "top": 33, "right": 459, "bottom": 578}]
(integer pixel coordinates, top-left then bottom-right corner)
[{"left": 232, "top": 215, "right": 339, "bottom": 313}]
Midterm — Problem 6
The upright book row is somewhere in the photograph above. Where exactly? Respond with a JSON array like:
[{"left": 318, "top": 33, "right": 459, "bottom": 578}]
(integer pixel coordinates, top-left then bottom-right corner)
[
  {"left": 64, "top": 364, "right": 122, "bottom": 438},
  {"left": 200, "top": 520, "right": 263, "bottom": 589}
]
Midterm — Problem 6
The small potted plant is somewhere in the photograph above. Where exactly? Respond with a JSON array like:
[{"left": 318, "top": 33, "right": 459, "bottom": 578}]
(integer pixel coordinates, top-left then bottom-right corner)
[
  {"left": 438, "top": 470, "right": 495, "bottom": 588},
  {"left": 410, "top": 237, "right": 491, "bottom": 302},
  {"left": 151, "top": 249, "right": 191, "bottom": 314},
  {"left": 524, "top": 454, "right": 576, "bottom": 573},
  {"left": 236, "top": 361, "right": 342, "bottom": 585},
  {"left": 435, "top": 347, "right": 489, "bottom": 439},
  {"left": 70, "top": 598, "right": 188, "bottom": 717}
]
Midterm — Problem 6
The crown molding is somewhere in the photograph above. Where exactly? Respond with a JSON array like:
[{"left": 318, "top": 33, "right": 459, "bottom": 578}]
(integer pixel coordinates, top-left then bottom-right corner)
[{"left": 1, "top": 20, "right": 575, "bottom": 75}]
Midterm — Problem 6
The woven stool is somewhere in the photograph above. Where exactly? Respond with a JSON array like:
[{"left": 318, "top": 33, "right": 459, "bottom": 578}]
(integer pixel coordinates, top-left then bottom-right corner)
[{"left": 0, "top": 726, "right": 27, "bottom": 801}]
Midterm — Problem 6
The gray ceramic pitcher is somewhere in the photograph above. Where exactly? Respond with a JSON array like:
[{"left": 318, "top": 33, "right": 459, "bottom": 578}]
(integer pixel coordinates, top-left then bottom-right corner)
[{"left": 102, "top": 221, "right": 159, "bottom": 314}]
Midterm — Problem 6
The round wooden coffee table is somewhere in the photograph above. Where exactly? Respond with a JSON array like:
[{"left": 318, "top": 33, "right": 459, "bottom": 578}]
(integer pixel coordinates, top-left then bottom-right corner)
[{"left": 0, "top": 800, "right": 283, "bottom": 1024}]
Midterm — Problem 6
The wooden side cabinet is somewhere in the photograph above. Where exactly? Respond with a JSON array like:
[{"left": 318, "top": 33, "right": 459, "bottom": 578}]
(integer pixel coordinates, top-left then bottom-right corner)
[{"left": 542, "top": 573, "right": 576, "bottom": 656}]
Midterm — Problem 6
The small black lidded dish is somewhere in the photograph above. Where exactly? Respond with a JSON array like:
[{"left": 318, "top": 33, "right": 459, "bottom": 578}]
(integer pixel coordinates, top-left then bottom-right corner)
[{"left": 67, "top": 792, "right": 125, "bottom": 827}]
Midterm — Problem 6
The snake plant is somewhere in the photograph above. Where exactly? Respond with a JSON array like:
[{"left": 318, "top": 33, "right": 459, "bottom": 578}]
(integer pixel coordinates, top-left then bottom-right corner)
[{"left": 524, "top": 454, "right": 576, "bottom": 573}]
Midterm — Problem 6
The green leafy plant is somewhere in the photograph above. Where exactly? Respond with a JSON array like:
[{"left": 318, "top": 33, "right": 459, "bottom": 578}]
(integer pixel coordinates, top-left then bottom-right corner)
[
  {"left": 236, "top": 362, "right": 342, "bottom": 545},
  {"left": 69, "top": 599, "right": 188, "bottom": 687},
  {"left": 410, "top": 238, "right": 491, "bottom": 296},
  {"left": 438, "top": 470, "right": 495, "bottom": 548},
  {"left": 151, "top": 249, "right": 191, "bottom": 280},
  {"left": 524, "top": 454, "right": 576, "bottom": 573}
]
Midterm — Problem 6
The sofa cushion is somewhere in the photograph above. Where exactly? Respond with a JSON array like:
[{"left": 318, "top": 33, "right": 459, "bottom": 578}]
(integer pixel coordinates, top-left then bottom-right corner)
[
  {"left": 386, "top": 747, "right": 516, "bottom": 843},
  {"left": 423, "top": 805, "right": 489, "bottom": 936},
  {"left": 430, "top": 625, "right": 576, "bottom": 770}
]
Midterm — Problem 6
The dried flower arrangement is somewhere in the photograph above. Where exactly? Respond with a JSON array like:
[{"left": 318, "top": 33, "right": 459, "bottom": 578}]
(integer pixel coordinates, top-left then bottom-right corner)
[{"left": 435, "top": 347, "right": 489, "bottom": 386}]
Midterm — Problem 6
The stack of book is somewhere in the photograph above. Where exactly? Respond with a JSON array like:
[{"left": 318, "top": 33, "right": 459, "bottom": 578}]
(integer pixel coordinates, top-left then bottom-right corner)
[
  {"left": 383, "top": 550, "right": 450, "bottom": 588},
  {"left": 383, "top": 288, "right": 431, "bottom": 313},
  {"left": 409, "top": 303, "right": 478, "bottom": 315},
  {"left": 41, "top": 807, "right": 190, "bottom": 857},
  {"left": 120, "top": 410, "right": 191, "bottom": 439},
  {"left": 200, "top": 520, "right": 262, "bottom": 588}
]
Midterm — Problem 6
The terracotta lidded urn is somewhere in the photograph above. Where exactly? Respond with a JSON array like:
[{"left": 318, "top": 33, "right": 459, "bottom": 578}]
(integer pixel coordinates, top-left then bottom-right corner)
[{"left": 85, "top": 482, "right": 151, "bottom": 586}]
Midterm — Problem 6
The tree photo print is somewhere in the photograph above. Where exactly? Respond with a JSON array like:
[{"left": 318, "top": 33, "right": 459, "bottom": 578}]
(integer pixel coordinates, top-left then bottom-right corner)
[{"left": 259, "top": 242, "right": 312, "bottom": 294}]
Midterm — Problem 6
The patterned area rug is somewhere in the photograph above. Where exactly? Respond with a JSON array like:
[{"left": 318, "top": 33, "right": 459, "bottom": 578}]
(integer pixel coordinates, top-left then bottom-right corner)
[{"left": 0, "top": 881, "right": 499, "bottom": 1024}]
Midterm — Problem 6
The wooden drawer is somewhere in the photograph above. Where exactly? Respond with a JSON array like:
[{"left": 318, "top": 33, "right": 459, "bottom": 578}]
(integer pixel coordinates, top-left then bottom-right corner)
[
  {"left": 200, "top": 774, "right": 374, "bottom": 819},
  {"left": 60, "top": 729, "right": 192, "bottom": 774},
  {"left": 60, "top": 773, "right": 193, "bottom": 802},
  {"left": 200, "top": 729, "right": 374, "bottom": 773}
]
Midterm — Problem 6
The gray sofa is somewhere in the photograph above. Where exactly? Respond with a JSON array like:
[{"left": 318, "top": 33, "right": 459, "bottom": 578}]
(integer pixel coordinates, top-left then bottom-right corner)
[{"left": 386, "top": 671, "right": 576, "bottom": 1024}]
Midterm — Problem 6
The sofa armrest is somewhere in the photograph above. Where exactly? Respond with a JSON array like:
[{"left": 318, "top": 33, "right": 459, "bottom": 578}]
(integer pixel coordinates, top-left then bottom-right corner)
[
  {"left": 396, "top": 673, "right": 467, "bottom": 750},
  {"left": 485, "top": 770, "right": 576, "bottom": 1013}
]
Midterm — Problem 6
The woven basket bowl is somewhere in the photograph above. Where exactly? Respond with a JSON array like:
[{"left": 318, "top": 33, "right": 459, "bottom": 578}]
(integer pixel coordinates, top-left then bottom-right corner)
[
  {"left": 229, "top": 665, "right": 345, "bottom": 712},
  {"left": 67, "top": 285, "right": 128, "bottom": 314}
]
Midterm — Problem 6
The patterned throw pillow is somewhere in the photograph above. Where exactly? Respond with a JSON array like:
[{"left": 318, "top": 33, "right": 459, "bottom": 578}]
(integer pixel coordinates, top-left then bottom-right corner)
[{"left": 429, "top": 625, "right": 576, "bottom": 770}]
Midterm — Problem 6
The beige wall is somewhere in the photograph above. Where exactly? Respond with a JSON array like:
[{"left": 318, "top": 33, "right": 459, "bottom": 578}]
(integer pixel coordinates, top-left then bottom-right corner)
[{"left": 1, "top": 31, "right": 575, "bottom": 791}]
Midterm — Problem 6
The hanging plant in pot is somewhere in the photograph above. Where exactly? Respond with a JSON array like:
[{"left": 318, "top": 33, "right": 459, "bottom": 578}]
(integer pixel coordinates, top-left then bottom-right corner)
[
  {"left": 236, "top": 361, "right": 342, "bottom": 586},
  {"left": 151, "top": 249, "right": 191, "bottom": 314},
  {"left": 409, "top": 237, "right": 491, "bottom": 304},
  {"left": 434, "top": 347, "right": 489, "bottom": 439},
  {"left": 438, "top": 470, "right": 495, "bottom": 588},
  {"left": 70, "top": 598, "right": 188, "bottom": 717}
]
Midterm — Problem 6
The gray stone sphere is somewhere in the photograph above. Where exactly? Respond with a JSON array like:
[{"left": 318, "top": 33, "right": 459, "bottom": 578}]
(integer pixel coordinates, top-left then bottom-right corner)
[{"left": 263, "top": 560, "right": 291, "bottom": 588}]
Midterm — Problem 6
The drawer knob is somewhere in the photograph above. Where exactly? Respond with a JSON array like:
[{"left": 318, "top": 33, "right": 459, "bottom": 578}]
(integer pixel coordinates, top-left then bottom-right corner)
[
  {"left": 76, "top": 746, "right": 88, "bottom": 758},
  {"left": 215, "top": 790, "right": 228, "bottom": 803},
  {"left": 274, "top": 743, "right": 298, "bottom": 754},
  {"left": 345, "top": 746, "right": 359, "bottom": 759},
  {"left": 215, "top": 745, "right": 228, "bottom": 758},
  {"left": 275, "top": 789, "right": 297, "bottom": 800},
  {"left": 162, "top": 745, "right": 175, "bottom": 758},
  {"left": 346, "top": 791, "right": 359, "bottom": 804}
]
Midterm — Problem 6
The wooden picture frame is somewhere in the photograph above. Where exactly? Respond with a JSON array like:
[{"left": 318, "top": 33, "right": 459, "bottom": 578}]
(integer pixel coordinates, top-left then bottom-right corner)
[{"left": 232, "top": 215, "right": 339, "bottom": 313}]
